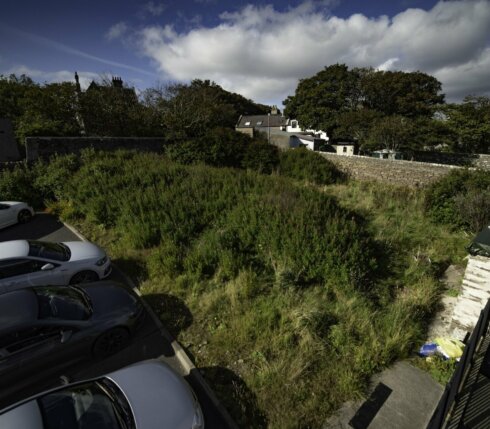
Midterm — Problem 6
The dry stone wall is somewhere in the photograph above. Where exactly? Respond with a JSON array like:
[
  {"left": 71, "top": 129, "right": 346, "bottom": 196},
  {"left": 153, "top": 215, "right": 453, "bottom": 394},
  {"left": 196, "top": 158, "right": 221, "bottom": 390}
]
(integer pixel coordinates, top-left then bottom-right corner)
[{"left": 319, "top": 153, "right": 461, "bottom": 187}]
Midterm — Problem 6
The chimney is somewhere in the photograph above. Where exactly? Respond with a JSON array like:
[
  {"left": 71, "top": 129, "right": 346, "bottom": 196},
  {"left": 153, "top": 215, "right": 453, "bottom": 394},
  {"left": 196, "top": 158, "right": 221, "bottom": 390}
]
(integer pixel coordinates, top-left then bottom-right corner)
[
  {"left": 112, "top": 76, "right": 123, "bottom": 88},
  {"left": 271, "top": 105, "right": 278, "bottom": 115}
]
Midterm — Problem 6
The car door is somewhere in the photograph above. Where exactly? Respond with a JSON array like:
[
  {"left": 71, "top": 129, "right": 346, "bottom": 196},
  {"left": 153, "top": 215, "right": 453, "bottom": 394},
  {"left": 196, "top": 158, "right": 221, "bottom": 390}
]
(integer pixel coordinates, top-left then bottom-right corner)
[
  {"left": 0, "top": 259, "right": 63, "bottom": 293},
  {"left": 0, "top": 204, "right": 14, "bottom": 228},
  {"left": 0, "top": 326, "right": 63, "bottom": 384}
]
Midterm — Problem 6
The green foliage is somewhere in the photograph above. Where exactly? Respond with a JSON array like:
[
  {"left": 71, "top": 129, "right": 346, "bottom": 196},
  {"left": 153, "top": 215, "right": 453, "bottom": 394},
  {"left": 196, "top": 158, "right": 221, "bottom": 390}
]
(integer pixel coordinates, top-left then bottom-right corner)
[
  {"left": 241, "top": 141, "right": 279, "bottom": 174},
  {"left": 0, "top": 163, "right": 40, "bottom": 206},
  {"left": 278, "top": 148, "right": 345, "bottom": 185},
  {"left": 425, "top": 169, "right": 490, "bottom": 232},
  {"left": 444, "top": 96, "right": 490, "bottom": 153},
  {"left": 412, "top": 356, "right": 457, "bottom": 385},
  {"left": 284, "top": 64, "right": 444, "bottom": 139},
  {"left": 1, "top": 152, "right": 467, "bottom": 427},
  {"left": 143, "top": 79, "right": 269, "bottom": 140}
]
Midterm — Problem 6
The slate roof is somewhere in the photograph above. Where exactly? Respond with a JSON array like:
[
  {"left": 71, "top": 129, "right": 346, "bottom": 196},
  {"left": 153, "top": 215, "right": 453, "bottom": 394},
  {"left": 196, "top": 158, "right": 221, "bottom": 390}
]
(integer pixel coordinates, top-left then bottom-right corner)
[{"left": 236, "top": 114, "right": 287, "bottom": 128}]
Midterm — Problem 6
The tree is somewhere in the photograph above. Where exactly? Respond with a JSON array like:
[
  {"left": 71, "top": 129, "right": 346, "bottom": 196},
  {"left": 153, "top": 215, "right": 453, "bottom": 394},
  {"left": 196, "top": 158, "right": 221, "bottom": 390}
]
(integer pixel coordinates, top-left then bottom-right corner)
[
  {"left": 283, "top": 64, "right": 362, "bottom": 135},
  {"left": 365, "top": 115, "right": 414, "bottom": 152},
  {"left": 142, "top": 79, "right": 269, "bottom": 141},
  {"left": 335, "top": 109, "right": 382, "bottom": 146},
  {"left": 361, "top": 70, "right": 444, "bottom": 118},
  {"left": 80, "top": 77, "right": 155, "bottom": 136},
  {"left": 16, "top": 82, "right": 81, "bottom": 142},
  {"left": 284, "top": 65, "right": 444, "bottom": 139},
  {"left": 444, "top": 96, "right": 490, "bottom": 153}
]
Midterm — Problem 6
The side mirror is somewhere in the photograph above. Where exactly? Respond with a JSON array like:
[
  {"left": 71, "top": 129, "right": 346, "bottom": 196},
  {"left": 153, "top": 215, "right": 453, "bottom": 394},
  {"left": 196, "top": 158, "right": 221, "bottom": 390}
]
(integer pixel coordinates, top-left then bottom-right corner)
[
  {"left": 61, "top": 330, "right": 73, "bottom": 343},
  {"left": 41, "top": 263, "right": 55, "bottom": 271}
]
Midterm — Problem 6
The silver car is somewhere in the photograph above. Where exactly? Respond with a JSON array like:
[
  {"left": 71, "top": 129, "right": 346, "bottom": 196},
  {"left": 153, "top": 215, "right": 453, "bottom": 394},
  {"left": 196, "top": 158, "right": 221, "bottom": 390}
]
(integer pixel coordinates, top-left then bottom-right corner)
[
  {"left": 0, "top": 201, "right": 34, "bottom": 229},
  {"left": 0, "top": 360, "right": 204, "bottom": 429}
]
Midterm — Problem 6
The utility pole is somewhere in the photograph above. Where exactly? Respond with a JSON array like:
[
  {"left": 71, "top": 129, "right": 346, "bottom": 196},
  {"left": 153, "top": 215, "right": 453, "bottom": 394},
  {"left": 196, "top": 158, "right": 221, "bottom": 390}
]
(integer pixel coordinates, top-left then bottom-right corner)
[{"left": 268, "top": 112, "right": 270, "bottom": 144}]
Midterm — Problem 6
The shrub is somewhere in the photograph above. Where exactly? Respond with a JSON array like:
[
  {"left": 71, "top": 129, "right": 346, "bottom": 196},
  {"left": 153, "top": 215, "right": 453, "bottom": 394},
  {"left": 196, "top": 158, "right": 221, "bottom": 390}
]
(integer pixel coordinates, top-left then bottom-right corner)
[
  {"left": 0, "top": 163, "right": 41, "bottom": 207},
  {"left": 165, "top": 127, "right": 250, "bottom": 168},
  {"left": 278, "top": 148, "right": 345, "bottom": 185},
  {"left": 241, "top": 141, "right": 280, "bottom": 174},
  {"left": 425, "top": 169, "right": 490, "bottom": 231}
]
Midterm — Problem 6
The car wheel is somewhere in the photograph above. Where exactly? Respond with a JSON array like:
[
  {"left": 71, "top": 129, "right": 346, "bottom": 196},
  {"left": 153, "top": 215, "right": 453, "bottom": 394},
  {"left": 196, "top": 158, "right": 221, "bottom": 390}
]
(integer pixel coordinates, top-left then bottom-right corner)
[
  {"left": 93, "top": 327, "right": 130, "bottom": 358},
  {"left": 69, "top": 270, "right": 99, "bottom": 284},
  {"left": 17, "top": 209, "right": 32, "bottom": 224}
]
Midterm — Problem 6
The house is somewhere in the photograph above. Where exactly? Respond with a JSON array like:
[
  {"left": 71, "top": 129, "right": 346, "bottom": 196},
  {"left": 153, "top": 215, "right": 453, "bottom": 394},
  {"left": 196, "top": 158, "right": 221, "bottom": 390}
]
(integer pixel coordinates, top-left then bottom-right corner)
[
  {"left": 289, "top": 134, "right": 327, "bottom": 151},
  {"left": 235, "top": 109, "right": 287, "bottom": 138},
  {"left": 330, "top": 139, "right": 357, "bottom": 156},
  {"left": 371, "top": 149, "right": 404, "bottom": 160}
]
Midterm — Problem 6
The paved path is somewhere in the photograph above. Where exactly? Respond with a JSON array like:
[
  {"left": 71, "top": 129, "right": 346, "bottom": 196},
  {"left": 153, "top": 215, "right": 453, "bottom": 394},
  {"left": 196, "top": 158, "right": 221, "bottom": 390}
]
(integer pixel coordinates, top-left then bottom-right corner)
[
  {"left": 0, "top": 213, "right": 233, "bottom": 428},
  {"left": 325, "top": 361, "right": 443, "bottom": 429}
]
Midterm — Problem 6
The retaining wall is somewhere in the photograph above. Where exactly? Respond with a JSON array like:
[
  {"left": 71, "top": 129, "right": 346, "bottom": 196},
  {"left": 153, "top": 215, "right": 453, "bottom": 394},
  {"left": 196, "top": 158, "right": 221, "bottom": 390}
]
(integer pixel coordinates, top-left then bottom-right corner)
[
  {"left": 25, "top": 137, "right": 166, "bottom": 161},
  {"left": 319, "top": 153, "right": 461, "bottom": 187}
]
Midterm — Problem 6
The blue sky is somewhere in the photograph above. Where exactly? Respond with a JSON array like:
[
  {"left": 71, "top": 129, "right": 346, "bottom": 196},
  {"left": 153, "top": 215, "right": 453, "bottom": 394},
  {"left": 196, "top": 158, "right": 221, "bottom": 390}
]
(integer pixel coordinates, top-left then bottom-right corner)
[{"left": 1, "top": 0, "right": 489, "bottom": 106}]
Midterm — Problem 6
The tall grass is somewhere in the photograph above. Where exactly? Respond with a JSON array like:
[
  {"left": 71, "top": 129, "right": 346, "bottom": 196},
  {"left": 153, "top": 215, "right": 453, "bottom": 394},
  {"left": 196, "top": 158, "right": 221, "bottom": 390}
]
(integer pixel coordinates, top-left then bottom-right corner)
[{"left": 0, "top": 151, "right": 468, "bottom": 428}]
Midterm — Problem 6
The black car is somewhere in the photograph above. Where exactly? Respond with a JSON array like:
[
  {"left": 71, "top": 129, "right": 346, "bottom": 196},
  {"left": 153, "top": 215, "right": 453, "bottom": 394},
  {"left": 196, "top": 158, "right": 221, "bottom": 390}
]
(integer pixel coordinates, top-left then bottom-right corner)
[{"left": 0, "top": 281, "right": 145, "bottom": 386}]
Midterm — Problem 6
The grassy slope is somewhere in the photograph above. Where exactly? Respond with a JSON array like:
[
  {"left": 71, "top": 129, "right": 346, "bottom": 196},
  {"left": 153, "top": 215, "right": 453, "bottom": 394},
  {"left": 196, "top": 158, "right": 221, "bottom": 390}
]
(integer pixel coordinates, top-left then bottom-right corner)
[{"left": 48, "top": 154, "right": 467, "bottom": 428}]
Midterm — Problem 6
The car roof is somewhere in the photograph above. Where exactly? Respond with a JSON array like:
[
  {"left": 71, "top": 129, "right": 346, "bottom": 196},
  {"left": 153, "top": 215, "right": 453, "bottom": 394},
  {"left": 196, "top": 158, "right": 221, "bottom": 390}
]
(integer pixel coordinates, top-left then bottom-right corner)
[
  {"left": 0, "top": 240, "right": 29, "bottom": 259},
  {"left": 0, "top": 289, "right": 38, "bottom": 328}
]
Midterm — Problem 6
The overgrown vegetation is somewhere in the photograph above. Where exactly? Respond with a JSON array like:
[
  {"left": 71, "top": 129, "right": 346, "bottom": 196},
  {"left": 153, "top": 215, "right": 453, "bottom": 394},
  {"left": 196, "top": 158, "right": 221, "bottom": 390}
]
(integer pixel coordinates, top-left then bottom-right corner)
[
  {"left": 425, "top": 169, "right": 490, "bottom": 232},
  {"left": 0, "top": 150, "right": 467, "bottom": 427}
]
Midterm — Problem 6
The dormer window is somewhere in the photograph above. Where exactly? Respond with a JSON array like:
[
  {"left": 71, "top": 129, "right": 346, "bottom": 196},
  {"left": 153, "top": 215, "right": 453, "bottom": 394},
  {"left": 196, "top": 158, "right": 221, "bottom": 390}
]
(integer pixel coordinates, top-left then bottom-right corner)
[
  {"left": 244, "top": 121, "right": 251, "bottom": 126},
  {"left": 256, "top": 121, "right": 263, "bottom": 125}
]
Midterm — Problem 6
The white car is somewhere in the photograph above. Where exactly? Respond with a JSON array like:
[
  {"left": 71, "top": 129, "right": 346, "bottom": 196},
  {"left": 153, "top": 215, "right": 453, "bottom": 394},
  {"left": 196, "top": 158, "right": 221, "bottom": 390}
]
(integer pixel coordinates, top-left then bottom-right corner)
[
  {"left": 0, "top": 360, "right": 204, "bottom": 429},
  {"left": 0, "top": 240, "right": 112, "bottom": 293},
  {"left": 0, "top": 201, "right": 34, "bottom": 229}
]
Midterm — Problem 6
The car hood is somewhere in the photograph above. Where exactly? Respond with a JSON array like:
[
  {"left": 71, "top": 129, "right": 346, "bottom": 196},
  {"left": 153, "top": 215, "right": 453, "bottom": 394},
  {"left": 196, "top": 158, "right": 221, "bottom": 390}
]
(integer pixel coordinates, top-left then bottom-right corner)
[
  {"left": 82, "top": 283, "right": 138, "bottom": 317},
  {"left": 106, "top": 361, "right": 199, "bottom": 429},
  {"left": 63, "top": 241, "right": 105, "bottom": 261}
]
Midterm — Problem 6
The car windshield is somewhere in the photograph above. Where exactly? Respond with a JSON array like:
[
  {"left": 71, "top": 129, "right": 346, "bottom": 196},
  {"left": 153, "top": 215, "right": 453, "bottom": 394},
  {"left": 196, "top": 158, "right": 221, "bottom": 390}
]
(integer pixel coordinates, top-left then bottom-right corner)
[
  {"left": 37, "top": 380, "right": 134, "bottom": 429},
  {"left": 35, "top": 287, "right": 92, "bottom": 321},
  {"left": 28, "top": 241, "right": 71, "bottom": 262}
]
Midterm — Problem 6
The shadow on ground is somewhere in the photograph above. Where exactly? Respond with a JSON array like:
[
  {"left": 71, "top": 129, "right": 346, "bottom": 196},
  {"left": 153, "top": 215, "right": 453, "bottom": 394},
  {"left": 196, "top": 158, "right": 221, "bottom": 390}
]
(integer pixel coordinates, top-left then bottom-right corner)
[
  {"left": 199, "top": 366, "right": 268, "bottom": 428},
  {"left": 112, "top": 256, "right": 149, "bottom": 284},
  {"left": 0, "top": 213, "right": 74, "bottom": 242},
  {"left": 143, "top": 293, "right": 193, "bottom": 338}
]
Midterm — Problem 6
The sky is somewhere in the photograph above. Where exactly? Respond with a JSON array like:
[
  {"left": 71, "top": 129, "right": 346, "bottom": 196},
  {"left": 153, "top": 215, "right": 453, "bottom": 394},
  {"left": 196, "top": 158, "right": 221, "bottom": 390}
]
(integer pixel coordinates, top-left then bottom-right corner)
[{"left": 1, "top": 0, "right": 489, "bottom": 107}]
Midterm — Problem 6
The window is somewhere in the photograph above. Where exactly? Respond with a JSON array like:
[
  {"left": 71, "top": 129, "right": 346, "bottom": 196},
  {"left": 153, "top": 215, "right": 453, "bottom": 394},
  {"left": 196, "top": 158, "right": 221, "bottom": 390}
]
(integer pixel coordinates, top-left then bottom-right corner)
[
  {"left": 0, "top": 204, "right": 9, "bottom": 210},
  {"left": 256, "top": 121, "right": 263, "bottom": 125},
  {"left": 38, "top": 380, "right": 133, "bottom": 429},
  {"left": 0, "top": 259, "right": 45, "bottom": 279},
  {"left": 343, "top": 146, "right": 347, "bottom": 153},
  {"left": 244, "top": 121, "right": 251, "bottom": 126},
  {"left": 28, "top": 241, "right": 70, "bottom": 262},
  {"left": 292, "top": 121, "right": 298, "bottom": 128},
  {"left": 35, "top": 286, "right": 91, "bottom": 321}
]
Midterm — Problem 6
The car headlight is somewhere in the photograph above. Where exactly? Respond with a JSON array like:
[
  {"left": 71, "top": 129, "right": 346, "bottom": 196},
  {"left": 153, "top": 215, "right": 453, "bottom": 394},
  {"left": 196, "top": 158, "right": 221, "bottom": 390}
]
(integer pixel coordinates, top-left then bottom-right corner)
[{"left": 95, "top": 256, "right": 108, "bottom": 266}]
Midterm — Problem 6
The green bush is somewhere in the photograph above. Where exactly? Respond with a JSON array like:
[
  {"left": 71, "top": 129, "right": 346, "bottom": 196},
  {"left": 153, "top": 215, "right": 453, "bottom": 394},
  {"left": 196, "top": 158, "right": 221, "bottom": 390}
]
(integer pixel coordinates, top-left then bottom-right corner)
[
  {"left": 278, "top": 148, "right": 346, "bottom": 185},
  {"left": 165, "top": 127, "right": 250, "bottom": 168},
  {"left": 425, "top": 169, "right": 490, "bottom": 231},
  {"left": 0, "top": 163, "right": 41, "bottom": 207},
  {"left": 241, "top": 141, "right": 279, "bottom": 174}
]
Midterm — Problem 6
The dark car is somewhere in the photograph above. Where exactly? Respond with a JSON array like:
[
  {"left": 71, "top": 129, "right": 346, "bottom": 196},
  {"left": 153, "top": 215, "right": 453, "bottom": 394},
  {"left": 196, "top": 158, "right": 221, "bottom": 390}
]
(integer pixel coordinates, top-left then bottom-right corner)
[{"left": 0, "top": 281, "right": 145, "bottom": 386}]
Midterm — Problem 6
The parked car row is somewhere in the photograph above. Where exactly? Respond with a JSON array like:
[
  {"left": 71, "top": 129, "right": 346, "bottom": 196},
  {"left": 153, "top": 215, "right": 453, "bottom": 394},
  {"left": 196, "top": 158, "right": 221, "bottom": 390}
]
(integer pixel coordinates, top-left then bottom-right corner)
[{"left": 0, "top": 201, "right": 204, "bottom": 428}]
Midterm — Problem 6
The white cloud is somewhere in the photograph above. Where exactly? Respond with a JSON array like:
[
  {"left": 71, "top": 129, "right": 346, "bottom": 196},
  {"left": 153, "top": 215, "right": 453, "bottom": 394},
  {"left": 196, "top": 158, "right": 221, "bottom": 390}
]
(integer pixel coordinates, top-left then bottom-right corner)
[
  {"left": 136, "top": 0, "right": 490, "bottom": 105},
  {"left": 106, "top": 22, "right": 128, "bottom": 41},
  {"left": 3, "top": 65, "right": 100, "bottom": 89}
]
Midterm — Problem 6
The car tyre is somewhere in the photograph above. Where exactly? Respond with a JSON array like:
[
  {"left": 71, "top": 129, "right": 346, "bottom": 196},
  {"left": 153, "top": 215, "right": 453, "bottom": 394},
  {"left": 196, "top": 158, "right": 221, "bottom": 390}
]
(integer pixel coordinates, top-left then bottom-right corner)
[
  {"left": 93, "top": 327, "right": 130, "bottom": 358},
  {"left": 69, "top": 270, "right": 99, "bottom": 284},
  {"left": 17, "top": 209, "right": 32, "bottom": 224}
]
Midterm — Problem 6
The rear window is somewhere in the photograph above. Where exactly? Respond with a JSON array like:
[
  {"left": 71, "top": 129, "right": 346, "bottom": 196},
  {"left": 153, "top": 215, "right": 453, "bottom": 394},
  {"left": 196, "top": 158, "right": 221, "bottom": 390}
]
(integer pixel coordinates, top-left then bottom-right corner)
[{"left": 28, "top": 241, "right": 70, "bottom": 262}]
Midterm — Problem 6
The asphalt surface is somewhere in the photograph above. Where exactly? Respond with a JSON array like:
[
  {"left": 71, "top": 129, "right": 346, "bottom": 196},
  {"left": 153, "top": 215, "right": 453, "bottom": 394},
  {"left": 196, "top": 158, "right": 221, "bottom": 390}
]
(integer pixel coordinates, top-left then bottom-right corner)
[{"left": 0, "top": 213, "right": 232, "bottom": 428}]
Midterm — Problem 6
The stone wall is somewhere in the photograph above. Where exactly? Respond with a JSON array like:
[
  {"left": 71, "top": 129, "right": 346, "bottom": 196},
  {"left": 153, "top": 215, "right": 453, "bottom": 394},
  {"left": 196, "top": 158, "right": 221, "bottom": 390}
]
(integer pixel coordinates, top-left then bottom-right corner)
[
  {"left": 319, "top": 152, "right": 461, "bottom": 187},
  {"left": 25, "top": 137, "right": 166, "bottom": 161}
]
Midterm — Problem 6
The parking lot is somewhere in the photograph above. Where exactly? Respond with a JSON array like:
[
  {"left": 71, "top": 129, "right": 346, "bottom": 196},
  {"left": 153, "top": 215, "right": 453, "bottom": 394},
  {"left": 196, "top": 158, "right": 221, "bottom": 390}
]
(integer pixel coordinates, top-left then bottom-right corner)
[{"left": 0, "top": 213, "right": 233, "bottom": 428}]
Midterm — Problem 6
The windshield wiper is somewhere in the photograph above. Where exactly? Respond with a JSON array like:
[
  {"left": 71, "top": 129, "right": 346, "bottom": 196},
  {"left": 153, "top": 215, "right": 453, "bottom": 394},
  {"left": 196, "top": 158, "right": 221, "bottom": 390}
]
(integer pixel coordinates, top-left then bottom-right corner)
[{"left": 98, "top": 380, "right": 134, "bottom": 429}]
